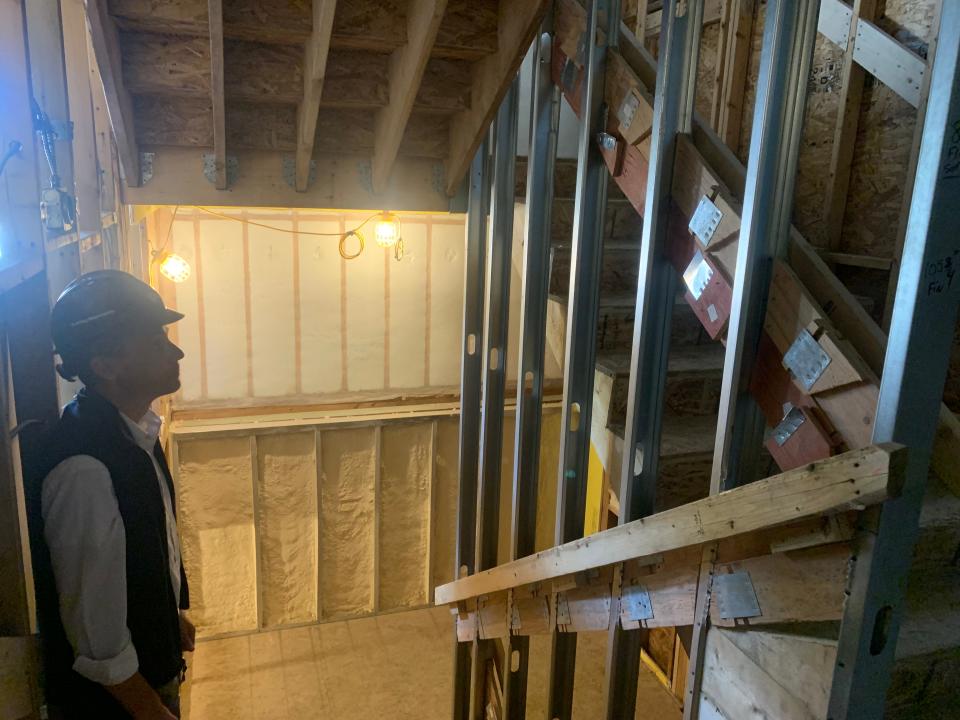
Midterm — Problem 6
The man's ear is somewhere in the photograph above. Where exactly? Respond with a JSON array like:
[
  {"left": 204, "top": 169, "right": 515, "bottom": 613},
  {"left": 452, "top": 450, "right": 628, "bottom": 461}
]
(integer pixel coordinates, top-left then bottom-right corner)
[{"left": 88, "top": 354, "right": 119, "bottom": 383}]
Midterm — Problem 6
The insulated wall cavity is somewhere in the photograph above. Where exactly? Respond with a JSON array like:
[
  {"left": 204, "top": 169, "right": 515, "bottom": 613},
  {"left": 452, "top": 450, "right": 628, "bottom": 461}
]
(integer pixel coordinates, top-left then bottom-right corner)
[
  {"left": 431, "top": 418, "right": 460, "bottom": 588},
  {"left": 319, "top": 427, "right": 376, "bottom": 618},
  {"left": 177, "top": 437, "right": 258, "bottom": 636},
  {"left": 256, "top": 432, "right": 318, "bottom": 627},
  {"left": 379, "top": 422, "right": 433, "bottom": 610}
]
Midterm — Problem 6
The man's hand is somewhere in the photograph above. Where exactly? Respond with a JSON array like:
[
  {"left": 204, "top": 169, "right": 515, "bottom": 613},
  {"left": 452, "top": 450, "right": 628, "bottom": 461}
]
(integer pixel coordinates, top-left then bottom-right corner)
[
  {"left": 105, "top": 673, "right": 178, "bottom": 720},
  {"left": 179, "top": 612, "right": 196, "bottom": 653}
]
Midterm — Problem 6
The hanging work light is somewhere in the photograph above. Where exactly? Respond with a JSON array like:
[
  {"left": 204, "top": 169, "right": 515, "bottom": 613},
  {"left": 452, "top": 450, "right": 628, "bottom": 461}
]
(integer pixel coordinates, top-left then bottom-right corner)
[
  {"left": 158, "top": 252, "right": 191, "bottom": 283},
  {"left": 373, "top": 212, "right": 401, "bottom": 248}
]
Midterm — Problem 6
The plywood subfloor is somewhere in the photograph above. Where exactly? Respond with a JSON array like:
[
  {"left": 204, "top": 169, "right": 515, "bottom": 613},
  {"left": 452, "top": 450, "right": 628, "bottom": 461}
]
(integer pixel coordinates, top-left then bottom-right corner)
[{"left": 183, "top": 607, "right": 454, "bottom": 720}]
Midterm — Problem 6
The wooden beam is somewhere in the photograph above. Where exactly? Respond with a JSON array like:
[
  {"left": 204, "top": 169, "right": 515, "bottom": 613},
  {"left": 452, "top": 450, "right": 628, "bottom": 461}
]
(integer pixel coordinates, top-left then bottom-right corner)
[
  {"left": 207, "top": 0, "right": 226, "bottom": 189},
  {"left": 120, "top": 147, "right": 451, "bottom": 211},
  {"left": 372, "top": 0, "right": 448, "bottom": 194},
  {"left": 296, "top": 0, "right": 338, "bottom": 192},
  {"left": 84, "top": 0, "right": 140, "bottom": 186},
  {"left": 444, "top": 0, "right": 548, "bottom": 195},
  {"left": 710, "top": 0, "right": 754, "bottom": 151},
  {"left": 435, "top": 444, "right": 905, "bottom": 604},
  {"left": 823, "top": 0, "right": 878, "bottom": 252}
]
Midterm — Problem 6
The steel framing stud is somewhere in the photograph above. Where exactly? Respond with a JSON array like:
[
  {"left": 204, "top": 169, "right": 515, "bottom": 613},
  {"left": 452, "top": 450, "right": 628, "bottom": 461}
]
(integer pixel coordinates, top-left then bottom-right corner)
[
  {"left": 504, "top": 15, "right": 562, "bottom": 720},
  {"left": 685, "top": 1, "right": 822, "bottom": 717},
  {"left": 604, "top": 1, "right": 704, "bottom": 717},
  {"left": 709, "top": 0, "right": 822, "bottom": 494},
  {"left": 828, "top": 4, "right": 960, "bottom": 716},
  {"left": 547, "top": 1, "right": 619, "bottom": 718},
  {"left": 452, "top": 138, "right": 490, "bottom": 720}
]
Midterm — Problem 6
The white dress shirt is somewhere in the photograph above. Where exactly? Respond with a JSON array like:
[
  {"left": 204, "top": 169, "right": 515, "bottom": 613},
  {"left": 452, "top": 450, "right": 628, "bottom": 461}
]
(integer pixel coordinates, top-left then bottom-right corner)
[{"left": 42, "top": 409, "right": 182, "bottom": 686}]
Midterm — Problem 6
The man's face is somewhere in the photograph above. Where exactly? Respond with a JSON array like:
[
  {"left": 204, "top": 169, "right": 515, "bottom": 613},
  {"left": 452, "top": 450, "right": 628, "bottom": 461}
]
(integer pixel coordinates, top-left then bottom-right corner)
[{"left": 92, "top": 326, "right": 184, "bottom": 399}]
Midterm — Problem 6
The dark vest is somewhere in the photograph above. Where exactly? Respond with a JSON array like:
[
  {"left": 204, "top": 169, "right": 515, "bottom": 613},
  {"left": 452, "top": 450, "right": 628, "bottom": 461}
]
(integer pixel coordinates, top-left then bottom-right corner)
[{"left": 31, "top": 390, "right": 189, "bottom": 717}]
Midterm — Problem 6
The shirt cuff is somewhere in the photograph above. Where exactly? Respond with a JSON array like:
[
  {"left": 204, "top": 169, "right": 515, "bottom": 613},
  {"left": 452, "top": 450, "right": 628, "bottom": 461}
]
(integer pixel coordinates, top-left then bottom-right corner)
[{"left": 72, "top": 641, "right": 139, "bottom": 686}]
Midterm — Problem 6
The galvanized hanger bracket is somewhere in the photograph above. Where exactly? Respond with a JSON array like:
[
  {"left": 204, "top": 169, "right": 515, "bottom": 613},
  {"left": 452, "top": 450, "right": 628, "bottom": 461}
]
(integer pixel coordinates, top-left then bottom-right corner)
[
  {"left": 139, "top": 152, "right": 155, "bottom": 186},
  {"left": 772, "top": 404, "right": 806, "bottom": 446},
  {"left": 202, "top": 153, "right": 238, "bottom": 187},
  {"left": 683, "top": 249, "right": 714, "bottom": 301},
  {"left": 783, "top": 328, "right": 832, "bottom": 391},
  {"left": 715, "top": 571, "right": 762, "bottom": 620},
  {"left": 621, "top": 584, "right": 654, "bottom": 623},
  {"left": 689, "top": 195, "right": 724, "bottom": 246},
  {"left": 281, "top": 155, "right": 316, "bottom": 189}
]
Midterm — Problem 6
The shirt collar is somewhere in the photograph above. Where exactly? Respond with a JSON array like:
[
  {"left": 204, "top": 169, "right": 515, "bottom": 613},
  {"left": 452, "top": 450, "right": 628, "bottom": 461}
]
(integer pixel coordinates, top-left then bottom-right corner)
[{"left": 119, "top": 409, "right": 163, "bottom": 451}]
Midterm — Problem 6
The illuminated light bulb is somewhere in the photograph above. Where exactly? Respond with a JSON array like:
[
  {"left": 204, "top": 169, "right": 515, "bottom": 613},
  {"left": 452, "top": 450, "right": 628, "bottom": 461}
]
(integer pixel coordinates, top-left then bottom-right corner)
[
  {"left": 159, "top": 253, "right": 191, "bottom": 283},
  {"left": 374, "top": 212, "right": 401, "bottom": 248}
]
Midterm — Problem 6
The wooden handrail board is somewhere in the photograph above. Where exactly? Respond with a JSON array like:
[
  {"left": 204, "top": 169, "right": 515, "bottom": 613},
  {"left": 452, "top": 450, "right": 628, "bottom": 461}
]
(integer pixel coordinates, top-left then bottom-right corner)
[{"left": 435, "top": 444, "right": 905, "bottom": 604}]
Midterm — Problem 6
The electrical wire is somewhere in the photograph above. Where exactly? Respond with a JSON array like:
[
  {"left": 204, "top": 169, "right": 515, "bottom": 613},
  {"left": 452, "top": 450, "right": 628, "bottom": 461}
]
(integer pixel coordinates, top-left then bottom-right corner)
[{"left": 191, "top": 206, "right": 391, "bottom": 260}]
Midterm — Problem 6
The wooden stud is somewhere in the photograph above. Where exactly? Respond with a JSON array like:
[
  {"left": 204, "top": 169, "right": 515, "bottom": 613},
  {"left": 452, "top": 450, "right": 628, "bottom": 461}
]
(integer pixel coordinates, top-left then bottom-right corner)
[
  {"left": 710, "top": 0, "right": 754, "bottom": 150},
  {"left": 314, "top": 428, "right": 323, "bottom": 622},
  {"left": 435, "top": 444, "right": 905, "bottom": 604},
  {"left": 206, "top": 0, "right": 227, "bottom": 190},
  {"left": 823, "top": 0, "right": 879, "bottom": 252},
  {"left": 373, "top": 424, "right": 382, "bottom": 613},
  {"left": 84, "top": 0, "right": 141, "bottom": 185},
  {"left": 372, "top": 0, "right": 448, "bottom": 193},
  {"left": 444, "top": 0, "right": 549, "bottom": 195},
  {"left": 427, "top": 419, "right": 438, "bottom": 599},
  {"left": 296, "top": 0, "right": 338, "bottom": 192},
  {"left": 249, "top": 434, "right": 264, "bottom": 629},
  {"left": 883, "top": 3, "right": 943, "bottom": 329}
]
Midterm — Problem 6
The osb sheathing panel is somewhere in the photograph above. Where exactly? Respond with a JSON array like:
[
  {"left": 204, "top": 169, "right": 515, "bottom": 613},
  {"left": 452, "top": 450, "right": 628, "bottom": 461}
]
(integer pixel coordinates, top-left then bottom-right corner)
[
  {"left": 379, "top": 423, "right": 432, "bottom": 610},
  {"left": 524, "top": 631, "right": 683, "bottom": 720},
  {"left": 432, "top": 418, "right": 460, "bottom": 588},
  {"left": 319, "top": 427, "right": 376, "bottom": 618},
  {"left": 185, "top": 606, "right": 453, "bottom": 720},
  {"left": 177, "top": 437, "right": 258, "bottom": 637},
  {"left": 694, "top": 22, "right": 720, "bottom": 122},
  {"left": 256, "top": 432, "right": 317, "bottom": 628}
]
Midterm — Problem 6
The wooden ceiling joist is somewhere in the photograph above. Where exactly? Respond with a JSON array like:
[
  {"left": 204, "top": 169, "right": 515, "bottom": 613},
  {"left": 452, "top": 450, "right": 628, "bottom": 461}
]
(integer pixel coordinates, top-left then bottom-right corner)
[
  {"left": 372, "top": 0, "right": 448, "bottom": 193},
  {"left": 444, "top": 0, "right": 549, "bottom": 195},
  {"left": 206, "top": 0, "right": 226, "bottom": 189},
  {"left": 107, "top": 0, "right": 499, "bottom": 59},
  {"left": 84, "top": 0, "right": 140, "bottom": 186},
  {"left": 296, "top": 0, "right": 338, "bottom": 192}
]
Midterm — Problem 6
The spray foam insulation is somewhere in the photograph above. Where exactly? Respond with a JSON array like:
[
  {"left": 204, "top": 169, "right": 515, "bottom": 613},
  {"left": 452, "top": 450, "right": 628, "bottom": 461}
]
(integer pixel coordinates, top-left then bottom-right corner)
[
  {"left": 379, "top": 422, "right": 432, "bottom": 610},
  {"left": 431, "top": 418, "right": 460, "bottom": 588},
  {"left": 297, "top": 219, "right": 344, "bottom": 395},
  {"left": 185, "top": 606, "right": 453, "bottom": 720},
  {"left": 319, "top": 427, "right": 376, "bottom": 618},
  {"left": 177, "top": 437, "right": 258, "bottom": 637},
  {"left": 524, "top": 632, "right": 682, "bottom": 719},
  {"left": 256, "top": 432, "right": 317, "bottom": 627}
]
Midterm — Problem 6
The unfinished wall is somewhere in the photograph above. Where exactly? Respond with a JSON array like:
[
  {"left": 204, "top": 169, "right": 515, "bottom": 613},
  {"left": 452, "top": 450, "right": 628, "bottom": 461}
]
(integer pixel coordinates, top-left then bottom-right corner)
[
  {"left": 257, "top": 432, "right": 317, "bottom": 627},
  {"left": 432, "top": 418, "right": 460, "bottom": 587},
  {"left": 380, "top": 423, "right": 433, "bottom": 610},
  {"left": 319, "top": 427, "right": 377, "bottom": 618},
  {"left": 177, "top": 437, "right": 258, "bottom": 635}
]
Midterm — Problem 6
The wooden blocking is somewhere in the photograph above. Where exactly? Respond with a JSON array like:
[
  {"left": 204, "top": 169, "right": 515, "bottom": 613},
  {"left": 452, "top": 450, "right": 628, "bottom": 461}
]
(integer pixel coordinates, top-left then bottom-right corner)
[
  {"left": 666, "top": 208, "right": 732, "bottom": 339},
  {"left": 512, "top": 584, "right": 551, "bottom": 636},
  {"left": 751, "top": 333, "right": 841, "bottom": 471},
  {"left": 671, "top": 135, "right": 742, "bottom": 243},
  {"left": 551, "top": 48, "right": 584, "bottom": 116},
  {"left": 605, "top": 51, "right": 654, "bottom": 146},
  {"left": 562, "top": 567, "right": 614, "bottom": 632},
  {"left": 620, "top": 548, "right": 699, "bottom": 630},
  {"left": 606, "top": 140, "right": 651, "bottom": 217},
  {"left": 477, "top": 592, "right": 509, "bottom": 639},
  {"left": 456, "top": 599, "right": 478, "bottom": 642},
  {"left": 709, "top": 543, "right": 851, "bottom": 627},
  {"left": 766, "top": 261, "right": 875, "bottom": 393}
]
